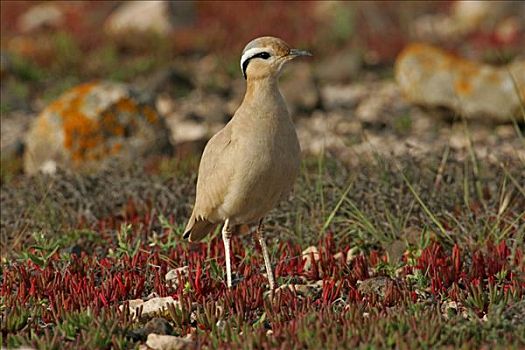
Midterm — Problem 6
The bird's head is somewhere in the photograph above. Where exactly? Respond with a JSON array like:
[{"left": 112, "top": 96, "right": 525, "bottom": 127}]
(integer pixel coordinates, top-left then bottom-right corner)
[{"left": 240, "top": 36, "right": 311, "bottom": 81}]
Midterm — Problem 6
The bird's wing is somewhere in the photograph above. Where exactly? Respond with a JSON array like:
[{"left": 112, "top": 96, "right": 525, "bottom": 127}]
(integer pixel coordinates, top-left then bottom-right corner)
[{"left": 184, "top": 124, "right": 235, "bottom": 241}]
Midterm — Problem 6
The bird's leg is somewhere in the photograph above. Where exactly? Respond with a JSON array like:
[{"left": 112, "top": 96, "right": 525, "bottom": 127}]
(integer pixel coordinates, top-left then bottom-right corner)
[
  {"left": 222, "top": 218, "right": 232, "bottom": 288},
  {"left": 255, "top": 220, "right": 275, "bottom": 290}
]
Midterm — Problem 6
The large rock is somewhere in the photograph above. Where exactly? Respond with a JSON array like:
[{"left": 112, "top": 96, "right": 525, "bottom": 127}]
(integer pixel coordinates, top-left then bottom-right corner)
[
  {"left": 395, "top": 43, "right": 525, "bottom": 121},
  {"left": 23, "top": 81, "right": 172, "bottom": 174}
]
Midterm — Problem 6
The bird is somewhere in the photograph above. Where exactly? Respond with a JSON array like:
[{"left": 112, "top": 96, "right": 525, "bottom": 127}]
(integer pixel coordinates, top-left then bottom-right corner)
[{"left": 183, "top": 36, "right": 311, "bottom": 290}]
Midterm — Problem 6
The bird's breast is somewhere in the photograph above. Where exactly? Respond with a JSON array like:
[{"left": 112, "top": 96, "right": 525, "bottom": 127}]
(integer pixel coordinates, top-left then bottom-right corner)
[{"left": 219, "top": 115, "right": 300, "bottom": 224}]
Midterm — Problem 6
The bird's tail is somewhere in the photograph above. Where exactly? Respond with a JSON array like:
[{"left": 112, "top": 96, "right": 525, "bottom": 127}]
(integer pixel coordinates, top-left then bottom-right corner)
[{"left": 183, "top": 215, "right": 218, "bottom": 242}]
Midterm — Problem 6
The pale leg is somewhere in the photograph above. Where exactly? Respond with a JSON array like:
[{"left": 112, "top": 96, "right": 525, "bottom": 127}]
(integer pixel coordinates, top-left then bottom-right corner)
[
  {"left": 255, "top": 221, "right": 275, "bottom": 290},
  {"left": 222, "top": 218, "right": 232, "bottom": 288}
]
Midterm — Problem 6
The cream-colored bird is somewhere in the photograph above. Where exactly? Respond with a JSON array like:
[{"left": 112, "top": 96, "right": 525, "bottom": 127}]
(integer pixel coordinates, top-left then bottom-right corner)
[{"left": 183, "top": 36, "right": 311, "bottom": 290}]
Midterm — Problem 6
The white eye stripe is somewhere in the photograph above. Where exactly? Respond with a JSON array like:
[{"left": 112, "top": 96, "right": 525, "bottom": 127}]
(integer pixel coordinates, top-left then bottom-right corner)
[{"left": 240, "top": 48, "right": 270, "bottom": 71}]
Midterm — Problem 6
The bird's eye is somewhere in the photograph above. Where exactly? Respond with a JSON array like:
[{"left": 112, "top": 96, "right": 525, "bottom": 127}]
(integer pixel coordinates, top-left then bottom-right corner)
[{"left": 257, "top": 52, "right": 270, "bottom": 59}]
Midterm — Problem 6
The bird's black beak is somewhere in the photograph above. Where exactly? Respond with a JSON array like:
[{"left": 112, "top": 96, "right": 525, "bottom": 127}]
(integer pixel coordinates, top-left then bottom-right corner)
[{"left": 289, "top": 49, "right": 312, "bottom": 57}]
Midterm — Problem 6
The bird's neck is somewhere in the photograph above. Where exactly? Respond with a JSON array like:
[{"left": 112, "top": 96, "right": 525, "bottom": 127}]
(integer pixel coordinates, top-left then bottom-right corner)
[{"left": 242, "top": 76, "right": 285, "bottom": 111}]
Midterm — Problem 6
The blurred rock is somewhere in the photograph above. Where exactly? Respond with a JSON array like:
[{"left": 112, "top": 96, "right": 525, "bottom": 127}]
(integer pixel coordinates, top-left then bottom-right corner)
[
  {"left": 296, "top": 110, "right": 361, "bottom": 156},
  {"left": 166, "top": 118, "right": 208, "bottom": 145},
  {"left": 411, "top": 1, "right": 524, "bottom": 44},
  {"left": 395, "top": 43, "right": 525, "bottom": 121},
  {"left": 410, "top": 14, "right": 458, "bottom": 44},
  {"left": 146, "top": 334, "right": 192, "bottom": 350},
  {"left": 163, "top": 89, "right": 227, "bottom": 146},
  {"left": 320, "top": 83, "right": 367, "bottom": 110},
  {"left": 315, "top": 50, "right": 362, "bottom": 83},
  {"left": 105, "top": 1, "right": 195, "bottom": 37},
  {"left": 281, "top": 62, "right": 319, "bottom": 113},
  {"left": 191, "top": 55, "right": 231, "bottom": 93},
  {"left": 17, "top": 3, "right": 64, "bottom": 33},
  {"left": 355, "top": 81, "right": 407, "bottom": 124},
  {"left": 23, "top": 81, "right": 172, "bottom": 175},
  {"left": 1, "top": 113, "right": 31, "bottom": 162},
  {"left": 451, "top": 1, "right": 520, "bottom": 33},
  {"left": 495, "top": 17, "right": 522, "bottom": 45}
]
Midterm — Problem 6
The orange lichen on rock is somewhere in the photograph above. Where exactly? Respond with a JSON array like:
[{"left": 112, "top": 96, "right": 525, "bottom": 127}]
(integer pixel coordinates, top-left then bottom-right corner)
[
  {"left": 116, "top": 98, "right": 138, "bottom": 114},
  {"left": 59, "top": 83, "right": 103, "bottom": 163},
  {"left": 48, "top": 99, "right": 64, "bottom": 113},
  {"left": 111, "top": 143, "right": 123, "bottom": 154},
  {"left": 396, "top": 43, "right": 443, "bottom": 70},
  {"left": 24, "top": 80, "right": 172, "bottom": 174},
  {"left": 143, "top": 106, "right": 158, "bottom": 124},
  {"left": 395, "top": 43, "right": 525, "bottom": 121},
  {"left": 101, "top": 111, "right": 125, "bottom": 137},
  {"left": 455, "top": 78, "right": 472, "bottom": 95}
]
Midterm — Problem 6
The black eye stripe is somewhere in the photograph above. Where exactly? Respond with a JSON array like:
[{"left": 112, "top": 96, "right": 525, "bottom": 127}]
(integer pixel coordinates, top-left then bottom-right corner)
[
  {"left": 242, "top": 51, "right": 271, "bottom": 79},
  {"left": 253, "top": 52, "right": 270, "bottom": 59}
]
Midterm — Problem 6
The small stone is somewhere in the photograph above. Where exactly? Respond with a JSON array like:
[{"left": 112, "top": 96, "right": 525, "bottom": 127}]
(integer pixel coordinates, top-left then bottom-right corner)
[
  {"left": 357, "top": 276, "right": 396, "bottom": 297},
  {"left": 128, "top": 317, "right": 173, "bottom": 342},
  {"left": 302, "top": 246, "right": 320, "bottom": 271},
  {"left": 495, "top": 125, "right": 516, "bottom": 139},
  {"left": 144, "top": 317, "right": 174, "bottom": 335},
  {"left": 441, "top": 300, "right": 461, "bottom": 320},
  {"left": 333, "top": 252, "right": 344, "bottom": 261},
  {"left": 146, "top": 333, "right": 192, "bottom": 350},
  {"left": 346, "top": 247, "right": 360, "bottom": 264},
  {"left": 385, "top": 240, "right": 406, "bottom": 263},
  {"left": 121, "top": 296, "right": 179, "bottom": 318},
  {"left": 167, "top": 119, "right": 208, "bottom": 144},
  {"left": 165, "top": 266, "right": 189, "bottom": 287}
]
